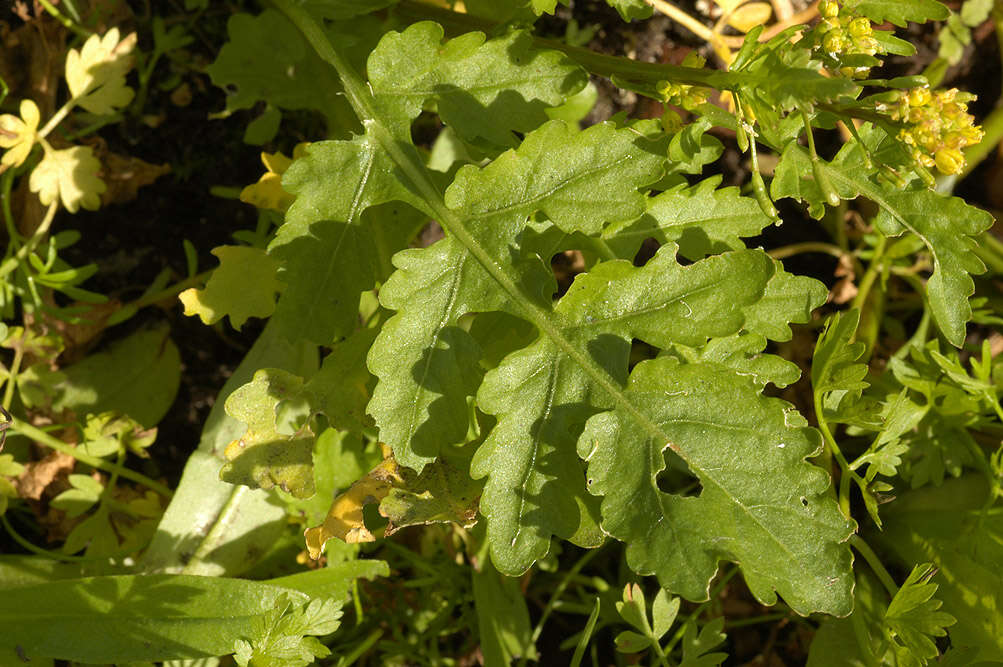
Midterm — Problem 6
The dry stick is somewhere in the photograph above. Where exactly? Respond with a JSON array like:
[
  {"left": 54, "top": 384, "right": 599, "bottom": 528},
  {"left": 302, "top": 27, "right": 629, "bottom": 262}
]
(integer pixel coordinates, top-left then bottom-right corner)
[{"left": 646, "top": 0, "right": 821, "bottom": 52}]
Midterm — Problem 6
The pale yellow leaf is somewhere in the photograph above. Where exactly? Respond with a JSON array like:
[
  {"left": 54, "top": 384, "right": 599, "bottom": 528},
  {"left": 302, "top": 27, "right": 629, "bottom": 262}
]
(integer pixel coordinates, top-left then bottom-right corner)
[
  {"left": 727, "top": 2, "right": 773, "bottom": 33},
  {"left": 65, "top": 29, "right": 137, "bottom": 114},
  {"left": 0, "top": 99, "right": 40, "bottom": 168},
  {"left": 28, "top": 146, "right": 106, "bottom": 212},
  {"left": 178, "top": 245, "right": 282, "bottom": 329}
]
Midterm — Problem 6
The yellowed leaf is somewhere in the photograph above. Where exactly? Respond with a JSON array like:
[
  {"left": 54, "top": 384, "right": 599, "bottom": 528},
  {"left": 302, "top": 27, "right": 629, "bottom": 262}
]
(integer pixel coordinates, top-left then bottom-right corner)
[
  {"left": 28, "top": 145, "right": 106, "bottom": 212},
  {"left": 239, "top": 143, "right": 310, "bottom": 211},
  {"left": 304, "top": 455, "right": 402, "bottom": 557},
  {"left": 179, "top": 246, "right": 282, "bottom": 329},
  {"left": 0, "top": 99, "right": 40, "bottom": 168},
  {"left": 65, "top": 28, "right": 137, "bottom": 114},
  {"left": 727, "top": 2, "right": 773, "bottom": 33}
]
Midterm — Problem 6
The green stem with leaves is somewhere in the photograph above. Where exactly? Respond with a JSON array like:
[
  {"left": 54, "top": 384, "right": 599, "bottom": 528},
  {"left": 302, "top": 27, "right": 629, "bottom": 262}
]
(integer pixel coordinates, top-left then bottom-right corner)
[{"left": 9, "top": 419, "right": 173, "bottom": 498}]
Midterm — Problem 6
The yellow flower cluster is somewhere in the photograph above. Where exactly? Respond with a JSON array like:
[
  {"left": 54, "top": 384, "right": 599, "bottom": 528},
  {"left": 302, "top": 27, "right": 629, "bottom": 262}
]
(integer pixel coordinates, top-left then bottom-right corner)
[
  {"left": 886, "top": 87, "right": 983, "bottom": 175},
  {"left": 815, "top": 0, "right": 881, "bottom": 78}
]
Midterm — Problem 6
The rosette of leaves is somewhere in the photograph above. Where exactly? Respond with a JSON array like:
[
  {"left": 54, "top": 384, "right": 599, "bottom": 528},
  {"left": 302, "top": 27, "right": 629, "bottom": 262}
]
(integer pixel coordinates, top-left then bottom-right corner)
[{"left": 210, "top": 2, "right": 866, "bottom": 617}]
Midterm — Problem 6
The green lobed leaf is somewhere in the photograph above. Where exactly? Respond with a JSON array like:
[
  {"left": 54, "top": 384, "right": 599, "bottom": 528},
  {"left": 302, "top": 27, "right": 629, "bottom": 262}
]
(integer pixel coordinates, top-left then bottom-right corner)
[
  {"left": 579, "top": 357, "right": 855, "bottom": 616},
  {"left": 842, "top": 0, "right": 950, "bottom": 27},
  {"left": 207, "top": 10, "right": 343, "bottom": 121},
  {"left": 773, "top": 139, "right": 993, "bottom": 346},
  {"left": 876, "top": 475, "right": 1003, "bottom": 661},
  {"left": 603, "top": 176, "right": 773, "bottom": 262},
  {"left": 474, "top": 246, "right": 802, "bottom": 574},
  {"left": 55, "top": 325, "right": 181, "bottom": 428},
  {"left": 220, "top": 368, "right": 316, "bottom": 498},
  {"left": 884, "top": 563, "right": 956, "bottom": 663},
  {"left": 369, "top": 119, "right": 668, "bottom": 472},
  {"left": 367, "top": 22, "right": 586, "bottom": 147},
  {"left": 270, "top": 138, "right": 427, "bottom": 345}
]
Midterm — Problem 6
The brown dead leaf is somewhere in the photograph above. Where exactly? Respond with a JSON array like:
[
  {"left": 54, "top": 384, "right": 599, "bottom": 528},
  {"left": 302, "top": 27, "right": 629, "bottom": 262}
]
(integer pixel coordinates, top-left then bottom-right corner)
[
  {"left": 15, "top": 447, "right": 75, "bottom": 500},
  {"left": 98, "top": 150, "right": 170, "bottom": 206},
  {"left": 829, "top": 253, "right": 858, "bottom": 304}
]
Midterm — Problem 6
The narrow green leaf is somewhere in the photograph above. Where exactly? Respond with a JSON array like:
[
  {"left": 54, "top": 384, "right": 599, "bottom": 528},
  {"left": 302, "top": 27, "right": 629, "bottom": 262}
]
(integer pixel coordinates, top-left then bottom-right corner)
[{"left": 0, "top": 575, "right": 326, "bottom": 664}]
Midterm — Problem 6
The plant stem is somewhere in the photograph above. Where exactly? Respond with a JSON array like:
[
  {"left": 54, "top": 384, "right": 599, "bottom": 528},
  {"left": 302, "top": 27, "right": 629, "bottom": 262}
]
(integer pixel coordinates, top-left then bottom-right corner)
[
  {"left": 768, "top": 241, "right": 844, "bottom": 260},
  {"left": 850, "top": 535, "right": 897, "bottom": 598},
  {"left": 10, "top": 419, "right": 173, "bottom": 498},
  {"left": 38, "top": 100, "right": 77, "bottom": 140},
  {"left": 1, "top": 330, "right": 24, "bottom": 411},
  {"left": 0, "top": 201, "right": 58, "bottom": 281},
  {"left": 521, "top": 548, "right": 601, "bottom": 666},
  {"left": 36, "top": 0, "right": 92, "bottom": 38}
]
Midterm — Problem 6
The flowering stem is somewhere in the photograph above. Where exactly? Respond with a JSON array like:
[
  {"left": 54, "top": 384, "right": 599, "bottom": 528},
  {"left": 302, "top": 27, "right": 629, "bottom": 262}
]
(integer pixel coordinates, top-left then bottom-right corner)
[{"left": 9, "top": 418, "right": 173, "bottom": 498}]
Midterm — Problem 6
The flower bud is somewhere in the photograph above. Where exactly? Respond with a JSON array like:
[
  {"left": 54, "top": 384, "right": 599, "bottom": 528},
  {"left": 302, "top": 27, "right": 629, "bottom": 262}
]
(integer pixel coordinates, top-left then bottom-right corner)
[
  {"left": 848, "top": 17, "right": 872, "bottom": 38},
  {"left": 819, "top": 0, "right": 840, "bottom": 19},
  {"left": 824, "top": 30, "right": 846, "bottom": 53},
  {"left": 907, "top": 87, "right": 931, "bottom": 107},
  {"left": 934, "top": 148, "right": 965, "bottom": 175}
]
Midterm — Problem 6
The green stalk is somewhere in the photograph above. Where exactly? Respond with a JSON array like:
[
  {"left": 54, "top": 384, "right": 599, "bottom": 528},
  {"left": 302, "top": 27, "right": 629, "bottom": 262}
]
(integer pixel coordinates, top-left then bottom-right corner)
[
  {"left": 36, "top": 0, "right": 91, "bottom": 38},
  {"left": 850, "top": 535, "right": 897, "bottom": 598},
  {"left": 520, "top": 548, "right": 601, "bottom": 666},
  {"left": 10, "top": 419, "right": 173, "bottom": 498}
]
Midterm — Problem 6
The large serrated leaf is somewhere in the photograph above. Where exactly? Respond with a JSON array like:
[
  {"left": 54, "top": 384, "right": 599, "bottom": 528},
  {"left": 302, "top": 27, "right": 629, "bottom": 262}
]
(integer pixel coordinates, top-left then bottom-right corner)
[
  {"left": 603, "top": 176, "right": 773, "bottom": 261},
  {"left": 367, "top": 22, "right": 586, "bottom": 146},
  {"left": 579, "top": 358, "right": 855, "bottom": 616},
  {"left": 773, "top": 140, "right": 992, "bottom": 346},
  {"left": 269, "top": 137, "right": 427, "bottom": 345},
  {"left": 474, "top": 247, "right": 791, "bottom": 574}
]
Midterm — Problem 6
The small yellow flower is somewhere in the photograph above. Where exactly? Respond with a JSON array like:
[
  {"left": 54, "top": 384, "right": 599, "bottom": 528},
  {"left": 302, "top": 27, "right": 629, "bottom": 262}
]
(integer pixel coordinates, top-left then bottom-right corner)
[{"left": 0, "top": 99, "right": 41, "bottom": 168}]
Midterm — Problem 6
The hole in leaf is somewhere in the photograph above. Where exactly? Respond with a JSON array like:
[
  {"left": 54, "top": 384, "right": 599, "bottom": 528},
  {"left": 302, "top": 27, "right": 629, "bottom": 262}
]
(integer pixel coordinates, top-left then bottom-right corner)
[
  {"left": 656, "top": 447, "right": 702, "bottom": 498},
  {"left": 632, "top": 237, "right": 659, "bottom": 267},
  {"left": 629, "top": 338, "right": 657, "bottom": 371},
  {"left": 800, "top": 497, "right": 809, "bottom": 507}
]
